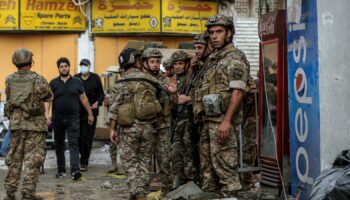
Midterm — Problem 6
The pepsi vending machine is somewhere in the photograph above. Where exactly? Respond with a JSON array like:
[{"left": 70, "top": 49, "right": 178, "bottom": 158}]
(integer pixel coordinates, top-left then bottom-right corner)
[{"left": 258, "top": 10, "right": 290, "bottom": 188}]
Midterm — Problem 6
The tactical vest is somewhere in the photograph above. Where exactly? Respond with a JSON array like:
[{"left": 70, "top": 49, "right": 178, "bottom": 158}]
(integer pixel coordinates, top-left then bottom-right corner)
[
  {"left": 5, "top": 71, "right": 44, "bottom": 118},
  {"left": 194, "top": 45, "right": 235, "bottom": 118},
  {"left": 192, "top": 61, "right": 209, "bottom": 117},
  {"left": 116, "top": 76, "right": 162, "bottom": 126},
  {"left": 194, "top": 46, "right": 234, "bottom": 116}
]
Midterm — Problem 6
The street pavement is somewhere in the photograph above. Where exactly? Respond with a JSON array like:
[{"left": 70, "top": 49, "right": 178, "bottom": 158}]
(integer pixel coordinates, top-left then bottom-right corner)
[
  {"left": 0, "top": 142, "right": 130, "bottom": 200},
  {"left": 0, "top": 142, "right": 281, "bottom": 200}
]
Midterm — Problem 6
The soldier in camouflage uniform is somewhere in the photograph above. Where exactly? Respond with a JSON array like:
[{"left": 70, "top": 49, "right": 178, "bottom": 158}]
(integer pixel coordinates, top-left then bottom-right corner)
[
  {"left": 142, "top": 48, "right": 176, "bottom": 194},
  {"left": 194, "top": 15, "right": 250, "bottom": 197},
  {"left": 163, "top": 59, "right": 173, "bottom": 78},
  {"left": 177, "top": 32, "right": 213, "bottom": 186},
  {"left": 188, "top": 32, "right": 212, "bottom": 117},
  {"left": 4, "top": 48, "right": 53, "bottom": 200},
  {"left": 170, "top": 50, "right": 199, "bottom": 188},
  {"left": 104, "top": 93, "right": 120, "bottom": 174},
  {"left": 109, "top": 48, "right": 176, "bottom": 200}
]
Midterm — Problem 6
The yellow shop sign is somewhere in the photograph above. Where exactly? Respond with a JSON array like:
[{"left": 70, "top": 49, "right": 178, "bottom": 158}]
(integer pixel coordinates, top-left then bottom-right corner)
[
  {"left": 162, "top": 0, "right": 217, "bottom": 34},
  {"left": 92, "top": 0, "right": 161, "bottom": 33},
  {"left": 20, "top": 0, "right": 86, "bottom": 31},
  {"left": 0, "top": 0, "right": 19, "bottom": 30}
]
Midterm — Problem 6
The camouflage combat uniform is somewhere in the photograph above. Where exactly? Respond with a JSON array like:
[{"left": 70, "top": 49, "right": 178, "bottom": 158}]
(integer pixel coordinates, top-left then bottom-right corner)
[
  {"left": 190, "top": 60, "right": 210, "bottom": 185},
  {"left": 153, "top": 73, "right": 173, "bottom": 193},
  {"left": 171, "top": 73, "right": 197, "bottom": 184},
  {"left": 4, "top": 70, "right": 52, "bottom": 199},
  {"left": 196, "top": 43, "right": 249, "bottom": 197},
  {"left": 141, "top": 48, "right": 173, "bottom": 193},
  {"left": 108, "top": 68, "right": 159, "bottom": 198}
]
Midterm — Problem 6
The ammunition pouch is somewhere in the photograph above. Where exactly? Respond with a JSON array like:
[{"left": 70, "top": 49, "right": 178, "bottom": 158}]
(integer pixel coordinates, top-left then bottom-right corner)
[
  {"left": 203, "top": 93, "right": 222, "bottom": 117},
  {"left": 117, "top": 103, "right": 135, "bottom": 126}
]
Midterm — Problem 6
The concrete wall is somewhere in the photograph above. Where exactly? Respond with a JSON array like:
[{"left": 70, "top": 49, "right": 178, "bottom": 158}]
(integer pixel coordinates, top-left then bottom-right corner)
[{"left": 318, "top": 0, "right": 350, "bottom": 170}]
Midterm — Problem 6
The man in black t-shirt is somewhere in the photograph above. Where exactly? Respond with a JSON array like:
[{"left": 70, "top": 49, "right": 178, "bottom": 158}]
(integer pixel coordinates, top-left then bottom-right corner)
[
  {"left": 74, "top": 58, "right": 105, "bottom": 171},
  {"left": 49, "top": 57, "right": 94, "bottom": 181}
]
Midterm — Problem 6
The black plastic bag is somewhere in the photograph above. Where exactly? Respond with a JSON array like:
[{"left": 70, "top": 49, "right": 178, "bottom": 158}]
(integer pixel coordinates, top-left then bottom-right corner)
[
  {"left": 309, "top": 149, "right": 350, "bottom": 200},
  {"left": 332, "top": 149, "right": 350, "bottom": 167},
  {"left": 325, "top": 169, "right": 350, "bottom": 200}
]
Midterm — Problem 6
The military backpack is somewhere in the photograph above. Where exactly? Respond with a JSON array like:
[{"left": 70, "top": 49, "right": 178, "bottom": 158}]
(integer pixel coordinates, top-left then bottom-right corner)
[{"left": 116, "top": 77, "right": 162, "bottom": 126}]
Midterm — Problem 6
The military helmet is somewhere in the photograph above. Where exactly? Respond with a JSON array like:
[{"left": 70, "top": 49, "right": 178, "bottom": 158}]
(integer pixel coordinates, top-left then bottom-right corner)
[
  {"left": 12, "top": 48, "right": 33, "bottom": 67},
  {"left": 142, "top": 48, "right": 163, "bottom": 59},
  {"left": 170, "top": 50, "right": 190, "bottom": 62},
  {"left": 119, "top": 48, "right": 142, "bottom": 69},
  {"left": 205, "top": 14, "right": 235, "bottom": 35},
  {"left": 162, "top": 59, "right": 173, "bottom": 69},
  {"left": 193, "top": 33, "right": 208, "bottom": 45}
]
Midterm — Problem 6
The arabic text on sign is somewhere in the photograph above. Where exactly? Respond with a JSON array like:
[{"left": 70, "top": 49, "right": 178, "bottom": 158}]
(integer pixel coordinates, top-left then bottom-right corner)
[
  {"left": 167, "top": 3, "right": 212, "bottom": 12},
  {"left": 97, "top": 1, "right": 154, "bottom": 12}
]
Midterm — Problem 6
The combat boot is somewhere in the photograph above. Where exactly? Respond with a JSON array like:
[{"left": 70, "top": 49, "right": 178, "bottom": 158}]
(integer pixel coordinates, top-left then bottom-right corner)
[{"left": 107, "top": 160, "right": 118, "bottom": 173}]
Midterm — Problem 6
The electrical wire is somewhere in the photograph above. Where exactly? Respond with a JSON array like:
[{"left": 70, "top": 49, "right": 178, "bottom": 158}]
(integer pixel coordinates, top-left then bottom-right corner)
[
  {"left": 71, "top": 0, "right": 92, "bottom": 40},
  {"left": 72, "top": 0, "right": 89, "bottom": 6},
  {"left": 259, "top": 32, "right": 288, "bottom": 199}
]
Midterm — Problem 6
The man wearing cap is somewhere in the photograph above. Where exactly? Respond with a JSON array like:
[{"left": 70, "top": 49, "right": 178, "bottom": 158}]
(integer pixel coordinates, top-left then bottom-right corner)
[
  {"left": 195, "top": 14, "right": 250, "bottom": 197},
  {"left": 74, "top": 58, "right": 105, "bottom": 171}
]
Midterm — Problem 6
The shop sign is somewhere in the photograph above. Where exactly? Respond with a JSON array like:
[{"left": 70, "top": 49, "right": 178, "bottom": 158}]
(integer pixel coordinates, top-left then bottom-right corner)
[
  {"left": 20, "top": 0, "right": 86, "bottom": 31},
  {"left": 162, "top": 0, "right": 217, "bottom": 34},
  {"left": 92, "top": 0, "right": 161, "bottom": 33},
  {"left": 0, "top": 0, "right": 19, "bottom": 30}
]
